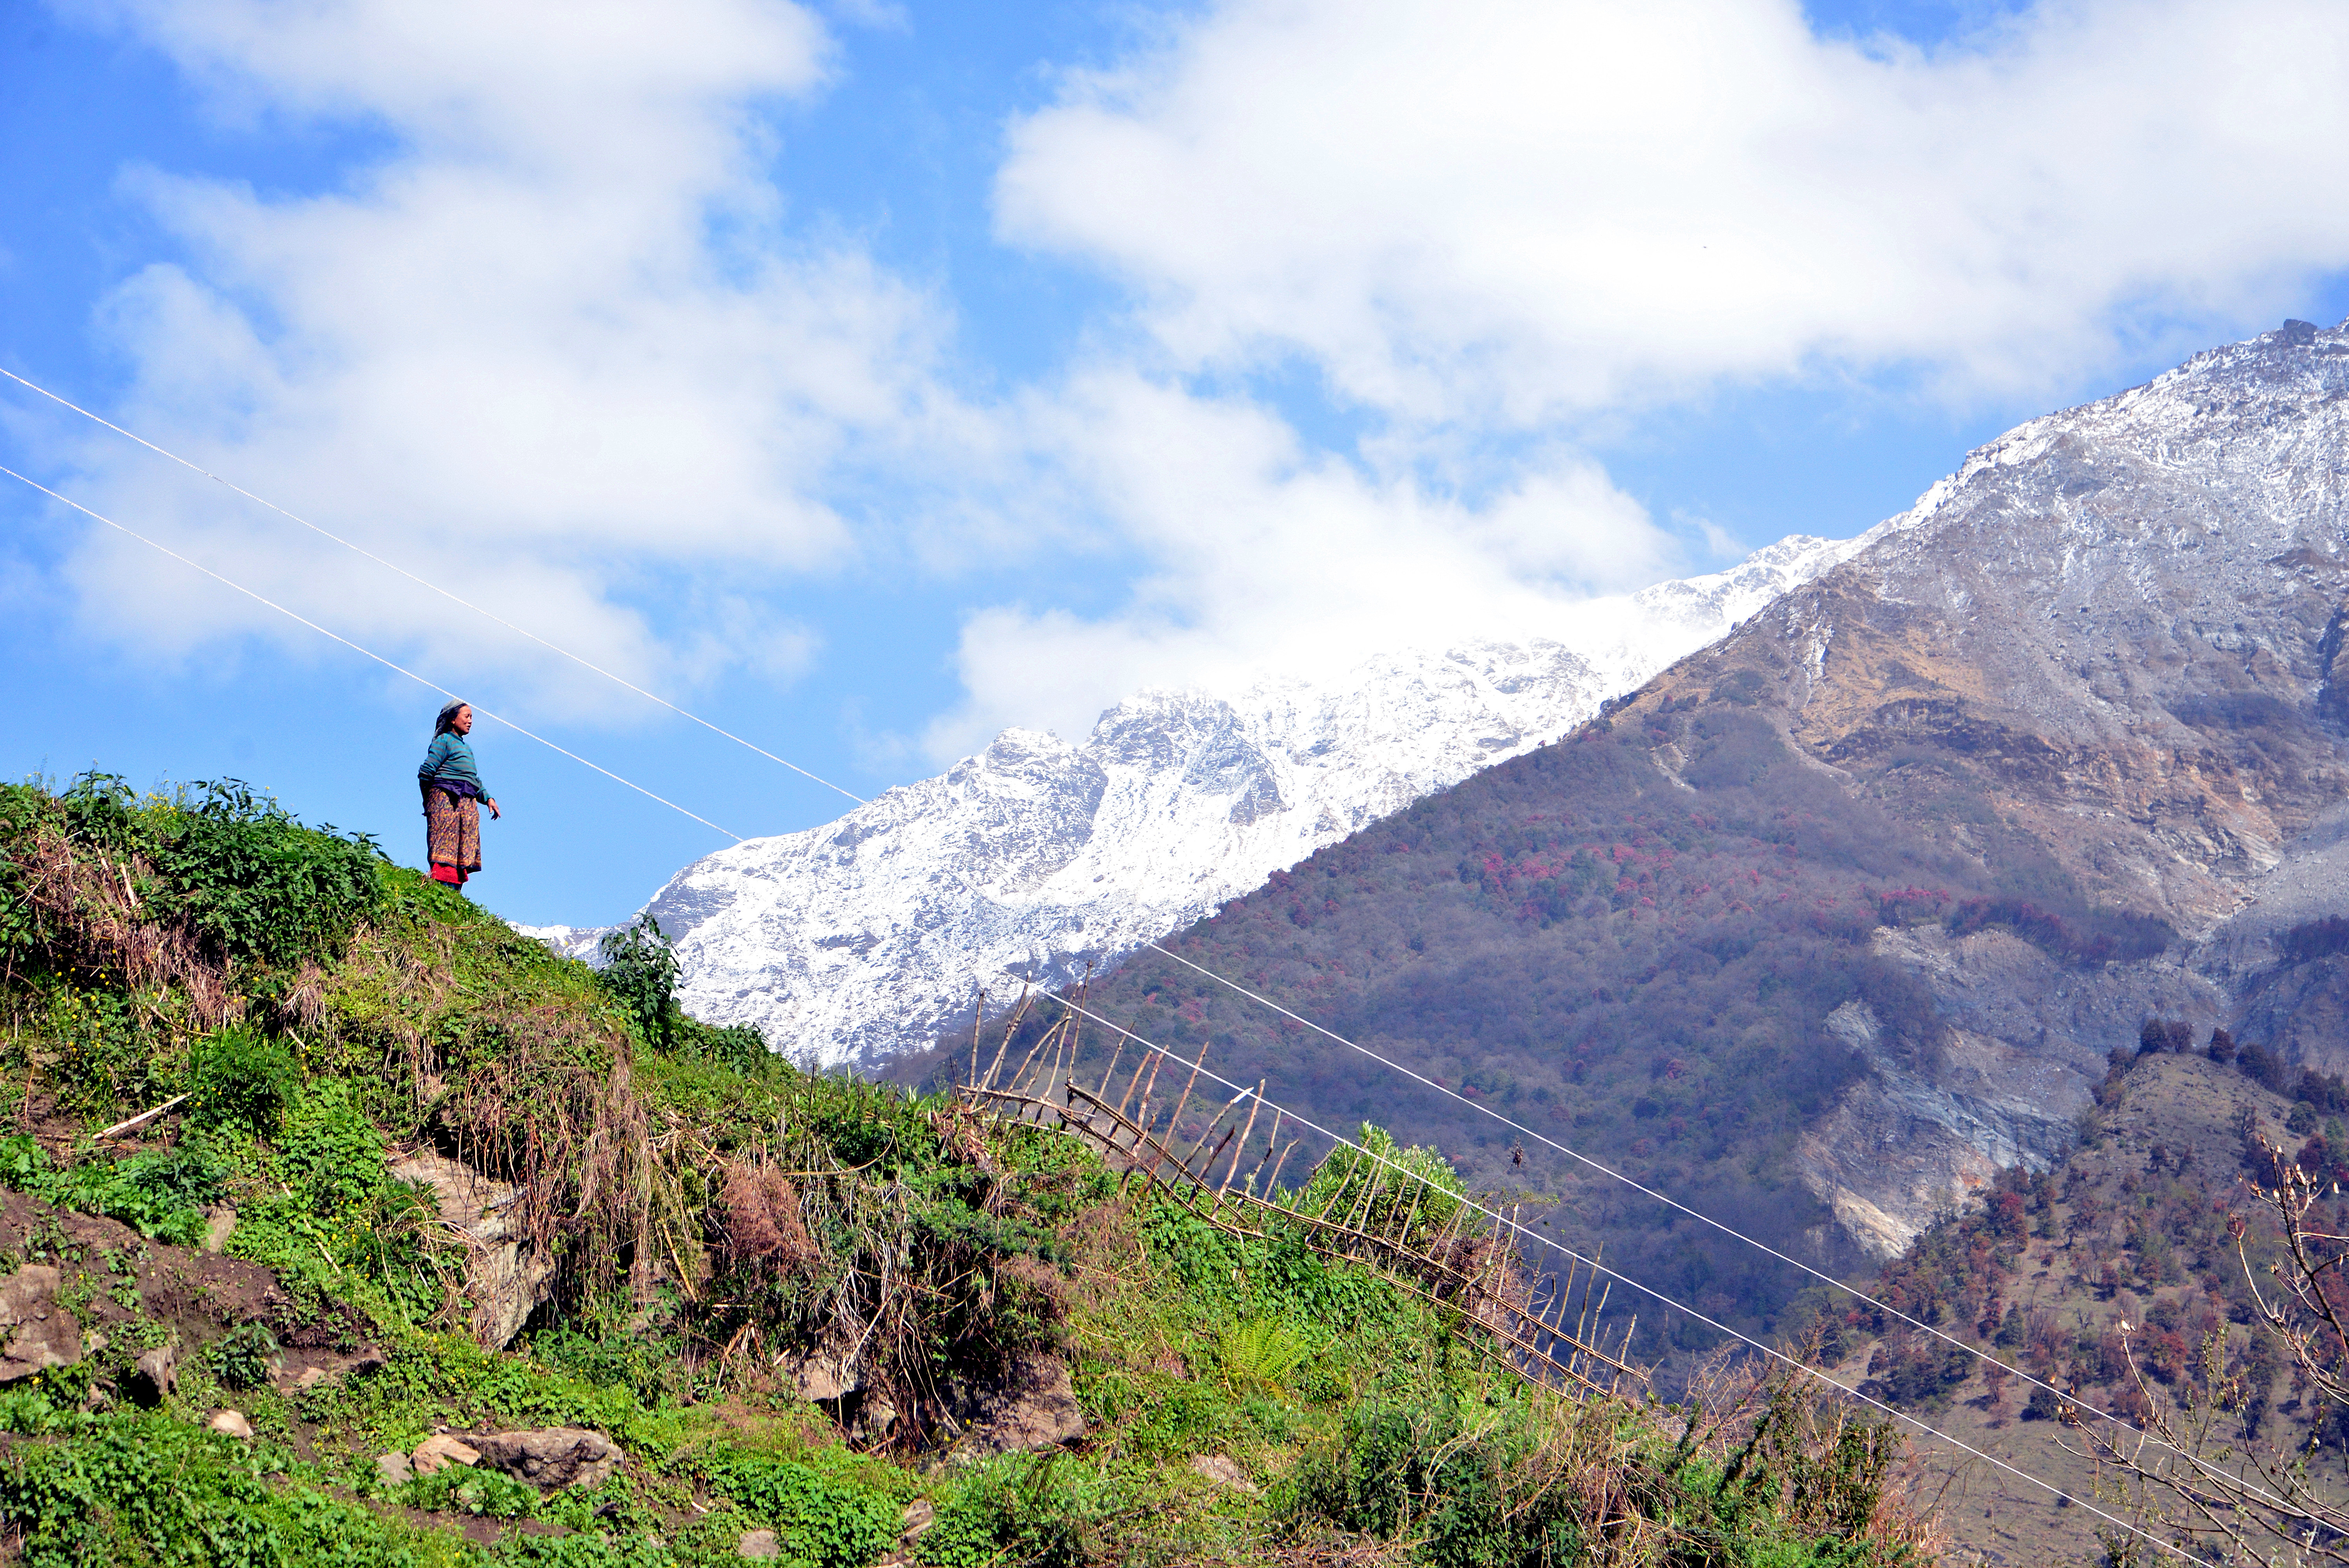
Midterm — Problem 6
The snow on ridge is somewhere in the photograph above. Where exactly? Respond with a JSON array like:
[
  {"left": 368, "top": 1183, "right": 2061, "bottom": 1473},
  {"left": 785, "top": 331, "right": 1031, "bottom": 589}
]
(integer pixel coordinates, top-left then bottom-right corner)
[{"left": 521, "top": 533, "right": 1852, "bottom": 1071}]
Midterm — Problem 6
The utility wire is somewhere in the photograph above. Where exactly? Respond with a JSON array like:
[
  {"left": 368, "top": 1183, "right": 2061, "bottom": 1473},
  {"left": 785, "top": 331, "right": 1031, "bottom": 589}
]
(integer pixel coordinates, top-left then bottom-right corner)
[
  {"left": 0, "top": 463, "right": 743, "bottom": 843},
  {"left": 1139, "top": 938, "right": 2300, "bottom": 1520},
  {"left": 1023, "top": 983, "right": 2196, "bottom": 1564},
  {"left": 0, "top": 364, "right": 866, "bottom": 806}
]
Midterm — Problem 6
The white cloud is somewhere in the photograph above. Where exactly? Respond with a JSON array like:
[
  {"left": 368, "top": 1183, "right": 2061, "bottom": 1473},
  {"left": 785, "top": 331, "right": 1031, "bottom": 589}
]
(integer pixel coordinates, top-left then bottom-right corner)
[
  {"left": 46, "top": 0, "right": 1683, "bottom": 759},
  {"left": 925, "top": 370, "right": 1674, "bottom": 754},
  {"left": 51, "top": 0, "right": 986, "bottom": 718},
  {"left": 44, "top": 0, "right": 2349, "bottom": 780},
  {"left": 998, "top": 0, "right": 2349, "bottom": 428}
]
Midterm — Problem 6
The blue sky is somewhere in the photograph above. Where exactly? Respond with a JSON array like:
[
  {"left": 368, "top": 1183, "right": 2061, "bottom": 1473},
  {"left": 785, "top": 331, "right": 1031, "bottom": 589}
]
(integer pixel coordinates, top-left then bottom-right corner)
[{"left": 6, "top": 0, "right": 2349, "bottom": 928}]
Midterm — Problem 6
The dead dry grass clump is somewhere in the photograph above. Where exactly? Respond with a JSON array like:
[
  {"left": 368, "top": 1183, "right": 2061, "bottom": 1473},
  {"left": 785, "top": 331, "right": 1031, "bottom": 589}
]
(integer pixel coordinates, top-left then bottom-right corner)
[
  {"left": 0, "top": 818, "right": 236, "bottom": 1031},
  {"left": 665, "top": 1094, "right": 1114, "bottom": 1453},
  {"left": 720, "top": 1163, "right": 821, "bottom": 1275},
  {"left": 421, "top": 1004, "right": 680, "bottom": 1319}
]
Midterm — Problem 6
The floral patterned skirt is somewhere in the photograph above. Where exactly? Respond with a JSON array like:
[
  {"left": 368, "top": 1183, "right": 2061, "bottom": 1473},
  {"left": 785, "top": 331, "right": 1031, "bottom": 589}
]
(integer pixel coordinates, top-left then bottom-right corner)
[{"left": 424, "top": 787, "right": 481, "bottom": 878}]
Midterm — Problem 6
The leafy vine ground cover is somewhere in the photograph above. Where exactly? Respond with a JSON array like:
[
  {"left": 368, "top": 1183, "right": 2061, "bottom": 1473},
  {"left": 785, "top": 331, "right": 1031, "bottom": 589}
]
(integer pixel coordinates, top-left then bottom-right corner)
[{"left": 0, "top": 772, "right": 1935, "bottom": 1565}]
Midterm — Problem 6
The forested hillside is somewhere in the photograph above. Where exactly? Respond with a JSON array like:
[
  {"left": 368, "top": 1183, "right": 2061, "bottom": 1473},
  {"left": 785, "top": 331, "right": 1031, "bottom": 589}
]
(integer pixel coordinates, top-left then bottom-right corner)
[
  {"left": 0, "top": 771, "right": 1935, "bottom": 1566},
  {"left": 1834, "top": 1035, "right": 2349, "bottom": 1564}
]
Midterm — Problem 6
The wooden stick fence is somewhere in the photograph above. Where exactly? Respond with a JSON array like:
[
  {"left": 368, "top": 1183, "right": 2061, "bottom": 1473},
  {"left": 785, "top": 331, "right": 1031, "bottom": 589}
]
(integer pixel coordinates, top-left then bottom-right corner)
[{"left": 957, "top": 998, "right": 1644, "bottom": 1402}]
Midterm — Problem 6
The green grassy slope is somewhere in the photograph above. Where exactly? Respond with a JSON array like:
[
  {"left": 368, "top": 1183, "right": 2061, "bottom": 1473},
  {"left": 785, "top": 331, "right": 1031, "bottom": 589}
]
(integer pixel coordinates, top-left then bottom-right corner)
[{"left": 0, "top": 773, "right": 1937, "bottom": 1567}]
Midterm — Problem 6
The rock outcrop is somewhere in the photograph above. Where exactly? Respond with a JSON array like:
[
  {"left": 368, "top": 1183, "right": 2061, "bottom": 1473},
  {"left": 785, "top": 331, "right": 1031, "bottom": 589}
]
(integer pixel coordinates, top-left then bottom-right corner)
[
  {"left": 410, "top": 1434, "right": 481, "bottom": 1476},
  {"left": 1609, "top": 316, "right": 2349, "bottom": 1253},
  {"left": 954, "top": 1352, "right": 1085, "bottom": 1458},
  {"left": 0, "top": 1267, "right": 81, "bottom": 1381},
  {"left": 390, "top": 1152, "right": 554, "bottom": 1348}
]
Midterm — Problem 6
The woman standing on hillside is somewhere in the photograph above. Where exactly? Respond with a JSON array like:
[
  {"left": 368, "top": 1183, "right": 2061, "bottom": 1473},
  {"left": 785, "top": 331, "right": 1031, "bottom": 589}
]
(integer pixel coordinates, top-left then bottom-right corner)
[{"left": 419, "top": 700, "right": 500, "bottom": 890}]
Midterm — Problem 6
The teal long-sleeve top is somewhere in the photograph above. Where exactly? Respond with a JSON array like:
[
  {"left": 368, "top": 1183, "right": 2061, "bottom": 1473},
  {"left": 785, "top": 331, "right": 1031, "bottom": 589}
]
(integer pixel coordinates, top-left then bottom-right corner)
[{"left": 419, "top": 732, "right": 487, "bottom": 796}]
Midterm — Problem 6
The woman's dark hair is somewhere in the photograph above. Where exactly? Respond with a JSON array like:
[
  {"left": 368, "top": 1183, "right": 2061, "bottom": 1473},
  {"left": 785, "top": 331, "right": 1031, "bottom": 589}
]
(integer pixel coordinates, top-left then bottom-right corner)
[{"left": 434, "top": 700, "right": 469, "bottom": 736}]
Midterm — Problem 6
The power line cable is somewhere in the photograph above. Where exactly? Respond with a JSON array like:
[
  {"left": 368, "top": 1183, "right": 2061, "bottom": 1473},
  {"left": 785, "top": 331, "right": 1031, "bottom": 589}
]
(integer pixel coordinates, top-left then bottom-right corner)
[
  {"left": 0, "top": 463, "right": 743, "bottom": 843},
  {"left": 0, "top": 364, "right": 866, "bottom": 806},
  {"left": 1023, "top": 983, "right": 2196, "bottom": 1564},
  {"left": 1137, "top": 938, "right": 2299, "bottom": 1520}
]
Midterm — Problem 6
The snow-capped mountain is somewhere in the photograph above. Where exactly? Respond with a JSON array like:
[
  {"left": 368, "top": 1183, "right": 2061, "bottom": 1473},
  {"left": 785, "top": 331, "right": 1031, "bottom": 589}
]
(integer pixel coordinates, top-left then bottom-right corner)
[{"left": 526, "top": 535, "right": 1854, "bottom": 1069}]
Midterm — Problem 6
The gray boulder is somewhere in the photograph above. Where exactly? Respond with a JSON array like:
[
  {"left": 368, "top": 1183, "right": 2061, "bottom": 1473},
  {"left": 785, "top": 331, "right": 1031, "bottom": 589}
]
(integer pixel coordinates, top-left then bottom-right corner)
[
  {"left": 130, "top": 1342, "right": 176, "bottom": 1406},
  {"left": 0, "top": 1267, "right": 82, "bottom": 1381},
  {"left": 471, "top": 1427, "right": 622, "bottom": 1489},
  {"left": 958, "top": 1352, "right": 1084, "bottom": 1458}
]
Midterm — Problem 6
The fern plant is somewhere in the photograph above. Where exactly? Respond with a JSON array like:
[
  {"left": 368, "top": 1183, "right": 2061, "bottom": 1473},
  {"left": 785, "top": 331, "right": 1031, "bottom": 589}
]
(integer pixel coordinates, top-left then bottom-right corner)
[{"left": 1216, "top": 1317, "right": 1313, "bottom": 1395}]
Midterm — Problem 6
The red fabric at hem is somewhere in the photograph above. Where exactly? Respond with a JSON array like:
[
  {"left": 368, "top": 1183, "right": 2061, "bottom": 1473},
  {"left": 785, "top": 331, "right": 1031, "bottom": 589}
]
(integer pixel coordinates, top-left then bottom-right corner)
[{"left": 430, "top": 864, "right": 468, "bottom": 887}]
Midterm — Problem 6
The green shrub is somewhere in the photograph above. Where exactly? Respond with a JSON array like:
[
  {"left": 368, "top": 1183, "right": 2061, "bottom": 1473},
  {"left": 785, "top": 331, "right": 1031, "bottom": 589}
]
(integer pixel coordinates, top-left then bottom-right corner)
[
  {"left": 1291, "top": 1124, "right": 1463, "bottom": 1245},
  {"left": 595, "top": 916, "right": 775, "bottom": 1073},
  {"left": 531, "top": 1327, "right": 691, "bottom": 1407},
  {"left": 699, "top": 1449, "right": 900, "bottom": 1568},
  {"left": 1126, "top": 1379, "right": 1228, "bottom": 1460},
  {"left": 402, "top": 1462, "right": 540, "bottom": 1520},
  {"left": 0, "top": 1136, "right": 219, "bottom": 1248},
  {"left": 0, "top": 1409, "right": 424, "bottom": 1568},
  {"left": 53, "top": 772, "right": 143, "bottom": 857},
  {"left": 189, "top": 1023, "right": 304, "bottom": 1135},
  {"left": 272, "top": 1078, "right": 388, "bottom": 1215},
  {"left": 486, "top": 1533, "right": 670, "bottom": 1567},
  {"left": 204, "top": 1321, "right": 280, "bottom": 1391},
  {"left": 670, "top": 1015, "right": 774, "bottom": 1074},
  {"left": 1215, "top": 1317, "right": 1313, "bottom": 1395},
  {"left": 914, "top": 1454, "right": 1089, "bottom": 1568},
  {"left": 147, "top": 779, "right": 384, "bottom": 971},
  {"left": 39, "top": 984, "right": 175, "bottom": 1117},
  {"left": 596, "top": 916, "right": 680, "bottom": 1049},
  {"left": 1283, "top": 1394, "right": 1602, "bottom": 1568}
]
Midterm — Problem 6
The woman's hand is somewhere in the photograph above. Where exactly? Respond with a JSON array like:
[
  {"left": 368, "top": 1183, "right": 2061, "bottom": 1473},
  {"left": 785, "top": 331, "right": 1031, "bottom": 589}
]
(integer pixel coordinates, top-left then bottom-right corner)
[{"left": 487, "top": 798, "right": 501, "bottom": 820}]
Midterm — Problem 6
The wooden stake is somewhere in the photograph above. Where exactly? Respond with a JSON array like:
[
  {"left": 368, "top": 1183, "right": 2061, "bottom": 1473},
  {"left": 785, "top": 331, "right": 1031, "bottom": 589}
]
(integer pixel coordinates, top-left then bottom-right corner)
[
  {"left": 1199, "top": 1122, "right": 1242, "bottom": 1194},
  {"left": 967, "top": 987, "right": 986, "bottom": 1090},
  {"left": 1177, "top": 1086, "right": 1250, "bottom": 1176},
  {"left": 1116, "top": 1046, "right": 1160, "bottom": 1123},
  {"left": 1040, "top": 1020, "right": 1073, "bottom": 1114},
  {"left": 1093, "top": 1033, "right": 1125, "bottom": 1103},
  {"left": 1263, "top": 1137, "right": 1298, "bottom": 1203},
  {"left": 1163, "top": 1046, "right": 1207, "bottom": 1164},
  {"left": 979, "top": 981, "right": 1033, "bottom": 1090},
  {"left": 1391, "top": 1181, "right": 1426, "bottom": 1247},
  {"left": 1308, "top": 1152, "right": 1358, "bottom": 1222},
  {"left": 1342, "top": 1168, "right": 1388, "bottom": 1244},
  {"left": 1000, "top": 1023, "right": 1057, "bottom": 1108},
  {"left": 94, "top": 1093, "right": 189, "bottom": 1142},
  {"left": 1066, "top": 962, "right": 1091, "bottom": 1083},
  {"left": 1220, "top": 1082, "right": 1265, "bottom": 1194},
  {"left": 1244, "top": 1109, "right": 1283, "bottom": 1193}
]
